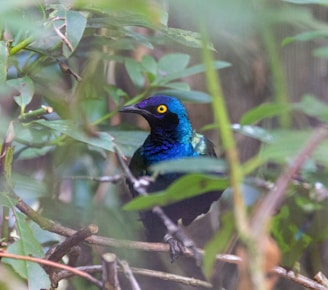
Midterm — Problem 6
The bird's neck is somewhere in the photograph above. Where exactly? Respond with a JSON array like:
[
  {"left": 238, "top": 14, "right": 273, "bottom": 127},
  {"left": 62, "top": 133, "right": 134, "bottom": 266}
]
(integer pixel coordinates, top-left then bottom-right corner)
[
  {"left": 149, "top": 117, "right": 193, "bottom": 144},
  {"left": 142, "top": 120, "right": 195, "bottom": 164}
]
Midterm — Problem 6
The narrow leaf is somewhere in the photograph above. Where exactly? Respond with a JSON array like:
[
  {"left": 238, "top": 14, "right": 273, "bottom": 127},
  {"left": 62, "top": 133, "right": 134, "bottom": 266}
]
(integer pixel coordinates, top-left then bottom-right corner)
[
  {"left": 0, "top": 40, "right": 8, "bottom": 82},
  {"left": 125, "top": 59, "right": 145, "bottom": 88},
  {"left": 7, "top": 77, "right": 34, "bottom": 110},
  {"left": 33, "top": 120, "right": 114, "bottom": 151},
  {"left": 63, "top": 11, "right": 87, "bottom": 58},
  {"left": 162, "top": 27, "right": 215, "bottom": 50},
  {"left": 150, "top": 157, "right": 226, "bottom": 174},
  {"left": 203, "top": 212, "right": 234, "bottom": 277},
  {"left": 240, "top": 103, "right": 291, "bottom": 125},
  {"left": 294, "top": 94, "right": 328, "bottom": 122},
  {"left": 156, "top": 89, "right": 212, "bottom": 103},
  {"left": 0, "top": 192, "right": 18, "bottom": 208},
  {"left": 232, "top": 124, "right": 273, "bottom": 142},
  {"left": 282, "top": 31, "right": 328, "bottom": 46},
  {"left": 2, "top": 207, "right": 50, "bottom": 289},
  {"left": 283, "top": 0, "right": 328, "bottom": 4},
  {"left": 109, "top": 130, "right": 148, "bottom": 157},
  {"left": 141, "top": 55, "right": 157, "bottom": 77},
  {"left": 157, "top": 61, "right": 230, "bottom": 84},
  {"left": 124, "top": 174, "right": 228, "bottom": 211},
  {"left": 157, "top": 53, "right": 190, "bottom": 75}
]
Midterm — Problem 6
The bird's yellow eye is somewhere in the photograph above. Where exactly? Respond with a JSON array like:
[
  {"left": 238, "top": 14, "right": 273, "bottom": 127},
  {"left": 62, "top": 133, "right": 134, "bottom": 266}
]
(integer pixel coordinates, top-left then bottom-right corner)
[{"left": 156, "top": 104, "right": 167, "bottom": 114}]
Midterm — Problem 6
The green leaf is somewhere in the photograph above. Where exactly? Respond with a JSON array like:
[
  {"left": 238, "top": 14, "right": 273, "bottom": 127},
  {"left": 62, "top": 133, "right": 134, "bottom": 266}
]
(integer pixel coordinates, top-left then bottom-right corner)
[
  {"left": 0, "top": 40, "right": 8, "bottom": 82},
  {"left": 271, "top": 205, "right": 312, "bottom": 268},
  {"left": 313, "top": 46, "right": 328, "bottom": 58},
  {"left": 150, "top": 157, "right": 226, "bottom": 174},
  {"left": 141, "top": 55, "right": 157, "bottom": 76},
  {"left": 203, "top": 212, "right": 234, "bottom": 277},
  {"left": 125, "top": 27, "right": 154, "bottom": 49},
  {"left": 124, "top": 174, "right": 228, "bottom": 211},
  {"left": 0, "top": 192, "right": 18, "bottom": 208},
  {"left": 162, "top": 27, "right": 215, "bottom": 50},
  {"left": 161, "top": 82, "right": 190, "bottom": 91},
  {"left": 54, "top": 10, "right": 87, "bottom": 58},
  {"left": 110, "top": 130, "right": 148, "bottom": 157},
  {"left": 125, "top": 58, "right": 145, "bottom": 88},
  {"left": 232, "top": 124, "right": 272, "bottom": 142},
  {"left": 240, "top": 103, "right": 291, "bottom": 125},
  {"left": 7, "top": 77, "right": 34, "bottom": 111},
  {"left": 258, "top": 130, "right": 328, "bottom": 165},
  {"left": 294, "top": 94, "right": 328, "bottom": 122},
  {"left": 33, "top": 120, "right": 114, "bottom": 151},
  {"left": 156, "top": 89, "right": 212, "bottom": 103},
  {"left": 157, "top": 53, "right": 190, "bottom": 75},
  {"left": 283, "top": 0, "right": 328, "bottom": 4},
  {"left": 282, "top": 31, "right": 328, "bottom": 46},
  {"left": 2, "top": 211, "right": 50, "bottom": 289},
  {"left": 259, "top": 130, "right": 307, "bottom": 162},
  {"left": 156, "top": 61, "right": 230, "bottom": 84}
]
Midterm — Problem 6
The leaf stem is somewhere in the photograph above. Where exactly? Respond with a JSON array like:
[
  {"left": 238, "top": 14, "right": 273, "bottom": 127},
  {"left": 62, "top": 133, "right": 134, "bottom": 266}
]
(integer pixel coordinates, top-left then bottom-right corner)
[
  {"left": 201, "top": 32, "right": 266, "bottom": 289},
  {"left": 201, "top": 34, "right": 249, "bottom": 241},
  {"left": 9, "top": 36, "right": 34, "bottom": 56},
  {"left": 261, "top": 22, "right": 290, "bottom": 128},
  {"left": 18, "top": 106, "right": 53, "bottom": 122}
]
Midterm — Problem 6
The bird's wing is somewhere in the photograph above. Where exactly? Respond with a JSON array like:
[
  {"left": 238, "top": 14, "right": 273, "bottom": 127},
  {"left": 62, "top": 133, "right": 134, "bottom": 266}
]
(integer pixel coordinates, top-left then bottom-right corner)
[{"left": 191, "top": 131, "right": 217, "bottom": 157}]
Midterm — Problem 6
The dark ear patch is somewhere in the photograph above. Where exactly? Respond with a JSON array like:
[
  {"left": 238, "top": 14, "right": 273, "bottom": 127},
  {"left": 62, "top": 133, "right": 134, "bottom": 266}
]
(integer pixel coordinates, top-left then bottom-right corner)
[{"left": 164, "top": 112, "right": 179, "bottom": 130}]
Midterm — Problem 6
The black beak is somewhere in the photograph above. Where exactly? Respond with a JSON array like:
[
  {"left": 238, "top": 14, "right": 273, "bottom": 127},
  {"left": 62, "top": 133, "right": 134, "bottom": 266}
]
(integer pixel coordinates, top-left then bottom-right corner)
[
  {"left": 119, "top": 103, "right": 152, "bottom": 118},
  {"left": 119, "top": 104, "right": 140, "bottom": 113}
]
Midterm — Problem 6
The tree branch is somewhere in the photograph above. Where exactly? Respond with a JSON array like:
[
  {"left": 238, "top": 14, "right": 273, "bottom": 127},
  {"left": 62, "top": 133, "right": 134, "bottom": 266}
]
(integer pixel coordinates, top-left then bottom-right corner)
[
  {"left": 53, "top": 264, "right": 213, "bottom": 289},
  {"left": 113, "top": 145, "right": 201, "bottom": 264},
  {"left": 10, "top": 155, "right": 327, "bottom": 290},
  {"left": 118, "top": 259, "right": 141, "bottom": 290},
  {"left": 0, "top": 251, "right": 102, "bottom": 288},
  {"left": 102, "top": 253, "right": 121, "bottom": 290}
]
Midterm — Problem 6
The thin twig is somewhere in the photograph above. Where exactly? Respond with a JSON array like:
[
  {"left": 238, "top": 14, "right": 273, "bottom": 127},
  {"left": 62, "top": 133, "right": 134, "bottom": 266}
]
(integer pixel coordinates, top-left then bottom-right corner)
[
  {"left": 113, "top": 144, "right": 202, "bottom": 264},
  {"left": 275, "top": 267, "right": 327, "bottom": 290},
  {"left": 12, "top": 177, "right": 327, "bottom": 290},
  {"left": 18, "top": 106, "right": 54, "bottom": 122},
  {"left": 44, "top": 224, "right": 98, "bottom": 273},
  {"left": 53, "top": 264, "right": 213, "bottom": 289},
  {"left": 52, "top": 23, "right": 74, "bottom": 52},
  {"left": 118, "top": 260, "right": 141, "bottom": 290},
  {"left": 64, "top": 174, "right": 123, "bottom": 183},
  {"left": 57, "top": 60, "right": 82, "bottom": 81},
  {"left": 0, "top": 251, "right": 102, "bottom": 288}
]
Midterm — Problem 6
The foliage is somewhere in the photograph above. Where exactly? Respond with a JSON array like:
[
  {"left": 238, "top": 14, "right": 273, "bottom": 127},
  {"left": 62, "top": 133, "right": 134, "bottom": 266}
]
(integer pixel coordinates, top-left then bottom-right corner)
[{"left": 1, "top": 0, "right": 328, "bottom": 289}]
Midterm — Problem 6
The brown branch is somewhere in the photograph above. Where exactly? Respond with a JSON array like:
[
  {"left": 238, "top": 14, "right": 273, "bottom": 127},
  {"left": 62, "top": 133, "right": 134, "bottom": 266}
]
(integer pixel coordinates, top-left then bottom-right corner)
[
  {"left": 0, "top": 251, "right": 102, "bottom": 288},
  {"left": 275, "top": 267, "right": 327, "bottom": 290},
  {"left": 315, "top": 272, "right": 328, "bottom": 288},
  {"left": 102, "top": 253, "right": 121, "bottom": 290},
  {"left": 53, "top": 264, "right": 213, "bottom": 289},
  {"left": 57, "top": 60, "right": 82, "bottom": 81},
  {"left": 118, "top": 260, "right": 141, "bottom": 290},
  {"left": 64, "top": 174, "right": 123, "bottom": 183},
  {"left": 44, "top": 224, "right": 98, "bottom": 273},
  {"left": 52, "top": 23, "right": 74, "bottom": 52},
  {"left": 14, "top": 193, "right": 328, "bottom": 289}
]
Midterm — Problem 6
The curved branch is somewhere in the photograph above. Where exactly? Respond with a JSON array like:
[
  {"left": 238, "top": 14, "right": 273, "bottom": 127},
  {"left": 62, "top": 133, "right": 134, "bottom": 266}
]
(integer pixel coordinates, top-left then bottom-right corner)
[
  {"left": 12, "top": 175, "right": 327, "bottom": 290},
  {"left": 53, "top": 264, "right": 213, "bottom": 289},
  {"left": 0, "top": 251, "right": 102, "bottom": 288}
]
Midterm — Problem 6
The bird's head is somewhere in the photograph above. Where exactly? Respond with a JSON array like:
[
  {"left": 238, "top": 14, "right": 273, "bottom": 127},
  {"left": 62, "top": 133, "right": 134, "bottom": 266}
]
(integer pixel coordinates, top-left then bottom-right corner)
[{"left": 120, "top": 95, "right": 192, "bottom": 142}]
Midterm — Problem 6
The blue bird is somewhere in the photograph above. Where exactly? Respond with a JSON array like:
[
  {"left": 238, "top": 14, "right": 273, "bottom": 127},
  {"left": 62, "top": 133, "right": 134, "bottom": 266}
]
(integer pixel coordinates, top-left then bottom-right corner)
[{"left": 120, "top": 95, "right": 222, "bottom": 257}]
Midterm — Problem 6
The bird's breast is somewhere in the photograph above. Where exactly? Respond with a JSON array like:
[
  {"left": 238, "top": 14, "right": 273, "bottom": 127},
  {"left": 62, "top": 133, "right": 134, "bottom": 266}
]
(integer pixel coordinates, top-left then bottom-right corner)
[{"left": 141, "top": 140, "right": 196, "bottom": 166}]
